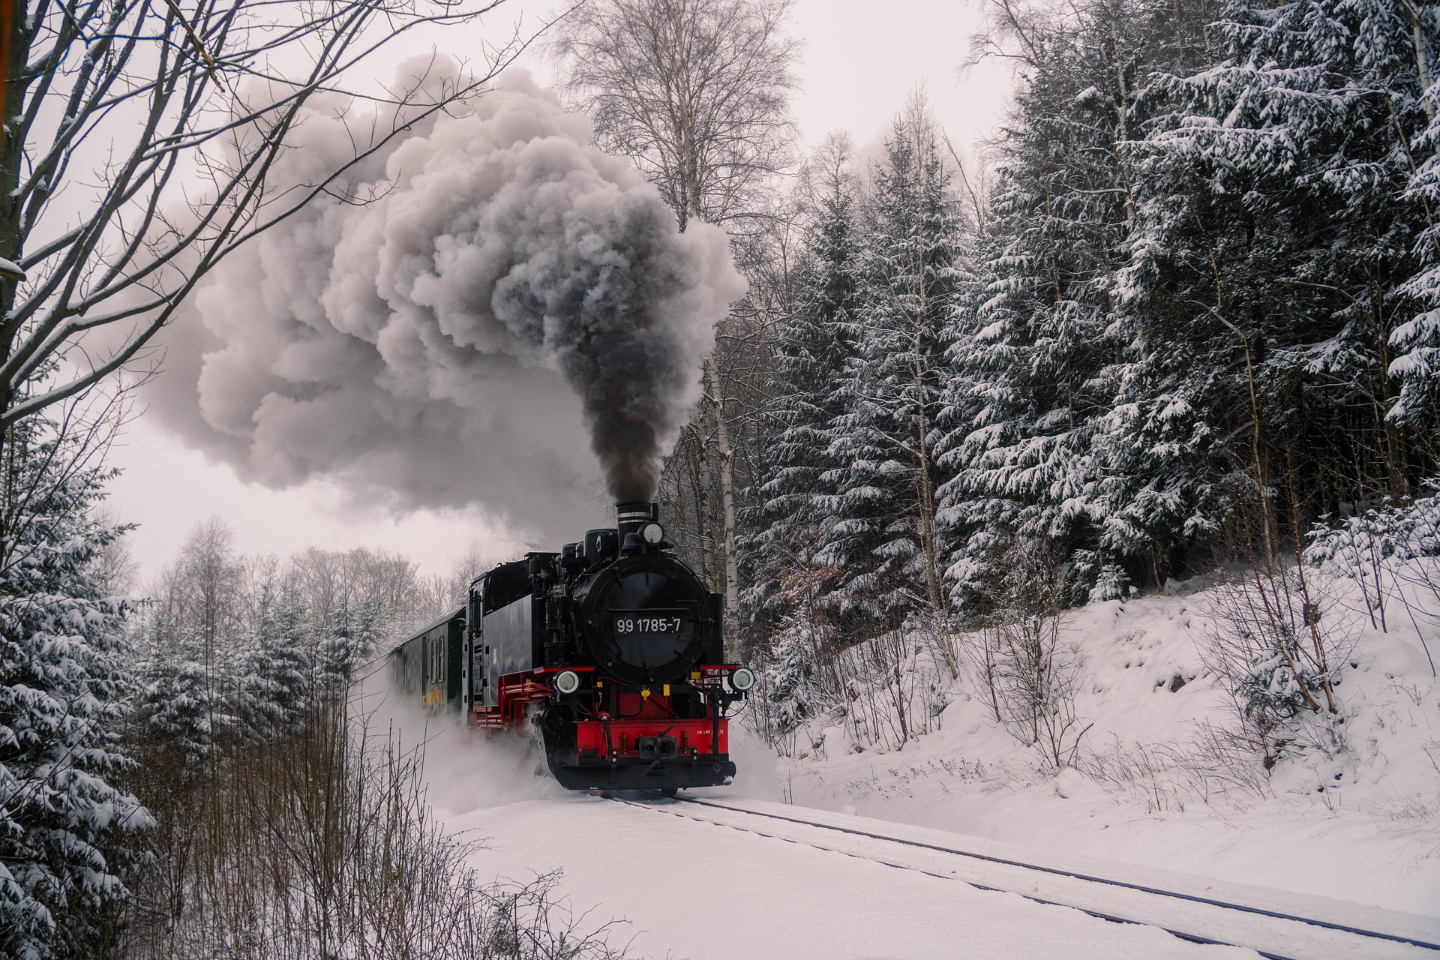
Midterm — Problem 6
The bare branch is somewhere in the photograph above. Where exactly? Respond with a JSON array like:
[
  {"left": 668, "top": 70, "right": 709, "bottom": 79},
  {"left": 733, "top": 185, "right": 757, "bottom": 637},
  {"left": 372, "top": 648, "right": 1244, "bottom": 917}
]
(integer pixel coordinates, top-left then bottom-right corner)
[{"left": 1, "top": 0, "right": 551, "bottom": 433}]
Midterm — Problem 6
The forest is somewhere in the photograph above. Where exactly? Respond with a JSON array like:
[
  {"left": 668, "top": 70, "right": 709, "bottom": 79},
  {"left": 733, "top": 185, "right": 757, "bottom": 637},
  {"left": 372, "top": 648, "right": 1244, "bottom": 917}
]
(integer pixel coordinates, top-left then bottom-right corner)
[
  {"left": 0, "top": 0, "right": 1437, "bottom": 956},
  {"left": 641, "top": 0, "right": 1440, "bottom": 729}
]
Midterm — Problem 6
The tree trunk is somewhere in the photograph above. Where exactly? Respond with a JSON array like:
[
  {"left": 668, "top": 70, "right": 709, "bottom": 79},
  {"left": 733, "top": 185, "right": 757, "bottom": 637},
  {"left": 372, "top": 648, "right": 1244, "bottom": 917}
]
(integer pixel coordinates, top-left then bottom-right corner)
[
  {"left": 707, "top": 356, "right": 740, "bottom": 632},
  {"left": 913, "top": 371, "right": 956, "bottom": 679},
  {"left": 0, "top": 0, "right": 26, "bottom": 380},
  {"left": 903, "top": 116, "right": 956, "bottom": 679},
  {"left": 1403, "top": 0, "right": 1436, "bottom": 133}
]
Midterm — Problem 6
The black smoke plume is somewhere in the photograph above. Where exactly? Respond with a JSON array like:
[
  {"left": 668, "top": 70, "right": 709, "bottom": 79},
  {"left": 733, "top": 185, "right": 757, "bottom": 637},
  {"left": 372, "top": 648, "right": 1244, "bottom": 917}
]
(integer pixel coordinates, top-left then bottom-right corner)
[{"left": 147, "top": 66, "right": 743, "bottom": 536}]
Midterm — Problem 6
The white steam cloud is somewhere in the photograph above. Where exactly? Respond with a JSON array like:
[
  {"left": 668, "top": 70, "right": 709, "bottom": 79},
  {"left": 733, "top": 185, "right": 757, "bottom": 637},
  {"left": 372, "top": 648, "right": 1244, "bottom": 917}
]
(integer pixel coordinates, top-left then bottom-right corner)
[{"left": 148, "top": 66, "right": 744, "bottom": 539}]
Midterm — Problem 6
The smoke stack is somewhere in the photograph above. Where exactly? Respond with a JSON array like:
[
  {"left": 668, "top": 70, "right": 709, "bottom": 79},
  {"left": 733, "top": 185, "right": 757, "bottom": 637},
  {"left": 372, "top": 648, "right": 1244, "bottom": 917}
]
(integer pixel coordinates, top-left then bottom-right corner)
[{"left": 616, "top": 501, "right": 657, "bottom": 542}]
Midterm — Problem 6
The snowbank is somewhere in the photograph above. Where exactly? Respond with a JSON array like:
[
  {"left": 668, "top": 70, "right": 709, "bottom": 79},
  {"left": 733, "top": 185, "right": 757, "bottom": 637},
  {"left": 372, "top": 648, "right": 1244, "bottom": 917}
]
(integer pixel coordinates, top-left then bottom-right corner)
[{"left": 730, "top": 571, "right": 1440, "bottom": 917}]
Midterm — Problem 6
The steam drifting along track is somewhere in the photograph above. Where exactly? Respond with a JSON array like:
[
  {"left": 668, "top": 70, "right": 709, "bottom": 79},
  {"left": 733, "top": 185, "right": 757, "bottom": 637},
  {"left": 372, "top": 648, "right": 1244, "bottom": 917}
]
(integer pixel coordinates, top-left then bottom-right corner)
[{"left": 619, "top": 794, "right": 1440, "bottom": 960}]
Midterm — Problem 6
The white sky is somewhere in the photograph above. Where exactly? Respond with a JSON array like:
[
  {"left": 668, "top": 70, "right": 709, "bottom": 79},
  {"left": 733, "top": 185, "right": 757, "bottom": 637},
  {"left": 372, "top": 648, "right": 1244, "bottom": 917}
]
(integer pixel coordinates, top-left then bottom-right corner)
[{"left": 104, "top": 0, "right": 1014, "bottom": 579}]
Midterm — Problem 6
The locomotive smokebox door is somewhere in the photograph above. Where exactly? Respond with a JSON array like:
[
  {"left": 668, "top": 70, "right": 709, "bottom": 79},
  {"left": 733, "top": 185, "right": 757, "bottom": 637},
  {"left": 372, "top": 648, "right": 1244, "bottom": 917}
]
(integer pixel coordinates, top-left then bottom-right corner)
[{"left": 577, "top": 553, "right": 713, "bottom": 685}]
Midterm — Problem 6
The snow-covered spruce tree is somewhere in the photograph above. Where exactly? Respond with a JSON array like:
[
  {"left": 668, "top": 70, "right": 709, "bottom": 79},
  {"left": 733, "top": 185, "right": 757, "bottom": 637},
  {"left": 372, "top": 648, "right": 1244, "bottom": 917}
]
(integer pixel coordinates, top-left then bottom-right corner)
[
  {"left": 0, "top": 415, "right": 146, "bottom": 959},
  {"left": 745, "top": 135, "right": 863, "bottom": 654},
  {"left": 820, "top": 97, "right": 967, "bottom": 654},
  {"left": 759, "top": 617, "right": 828, "bottom": 741},
  {"left": 935, "top": 7, "right": 1125, "bottom": 606},
  {"left": 276, "top": 545, "right": 421, "bottom": 695},
  {"left": 241, "top": 575, "right": 311, "bottom": 739},
  {"left": 934, "top": 216, "right": 1036, "bottom": 610},
  {"left": 319, "top": 597, "right": 382, "bottom": 693},
  {"left": 131, "top": 650, "right": 215, "bottom": 768},
  {"left": 938, "top": 0, "right": 1212, "bottom": 607},
  {"left": 1392, "top": 1, "right": 1440, "bottom": 446},
  {"left": 132, "top": 520, "right": 247, "bottom": 764},
  {"left": 1118, "top": 0, "right": 1440, "bottom": 547}
]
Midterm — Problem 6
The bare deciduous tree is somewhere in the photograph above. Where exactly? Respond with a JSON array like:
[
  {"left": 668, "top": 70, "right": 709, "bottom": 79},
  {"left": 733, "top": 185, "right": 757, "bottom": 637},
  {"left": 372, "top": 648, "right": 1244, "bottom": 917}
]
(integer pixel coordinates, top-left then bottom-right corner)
[
  {"left": 0, "top": 0, "right": 547, "bottom": 449},
  {"left": 551, "top": 0, "right": 798, "bottom": 615},
  {"left": 971, "top": 538, "right": 1090, "bottom": 769},
  {"left": 552, "top": 0, "right": 797, "bottom": 231},
  {"left": 123, "top": 640, "right": 634, "bottom": 959},
  {"left": 1202, "top": 554, "right": 1354, "bottom": 766},
  {"left": 90, "top": 506, "right": 139, "bottom": 597}
]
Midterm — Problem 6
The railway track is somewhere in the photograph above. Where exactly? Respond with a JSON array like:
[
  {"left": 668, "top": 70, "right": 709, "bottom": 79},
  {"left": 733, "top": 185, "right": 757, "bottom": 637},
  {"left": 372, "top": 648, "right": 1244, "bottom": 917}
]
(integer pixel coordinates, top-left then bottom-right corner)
[{"left": 618, "top": 793, "right": 1440, "bottom": 960}]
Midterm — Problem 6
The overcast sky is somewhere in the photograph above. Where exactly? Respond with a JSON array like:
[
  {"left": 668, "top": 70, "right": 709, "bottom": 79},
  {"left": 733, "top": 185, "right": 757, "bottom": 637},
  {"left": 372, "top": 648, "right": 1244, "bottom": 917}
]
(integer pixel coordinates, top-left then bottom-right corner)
[{"left": 105, "top": 0, "right": 1014, "bottom": 579}]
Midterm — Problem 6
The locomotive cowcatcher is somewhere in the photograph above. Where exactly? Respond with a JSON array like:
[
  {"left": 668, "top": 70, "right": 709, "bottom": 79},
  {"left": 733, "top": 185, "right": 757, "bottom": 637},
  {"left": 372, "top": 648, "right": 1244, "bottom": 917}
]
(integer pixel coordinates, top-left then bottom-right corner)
[{"left": 390, "top": 502, "right": 755, "bottom": 792}]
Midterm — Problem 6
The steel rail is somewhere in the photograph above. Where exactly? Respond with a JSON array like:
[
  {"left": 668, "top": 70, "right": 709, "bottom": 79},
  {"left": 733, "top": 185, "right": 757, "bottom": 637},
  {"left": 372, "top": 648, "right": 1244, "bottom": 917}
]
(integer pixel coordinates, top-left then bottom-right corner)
[{"left": 618, "top": 792, "right": 1440, "bottom": 960}]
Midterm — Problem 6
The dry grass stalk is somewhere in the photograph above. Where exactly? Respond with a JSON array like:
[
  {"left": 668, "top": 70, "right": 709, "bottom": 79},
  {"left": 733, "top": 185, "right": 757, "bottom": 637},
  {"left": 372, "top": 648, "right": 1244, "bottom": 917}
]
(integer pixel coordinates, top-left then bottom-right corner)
[{"left": 116, "top": 696, "right": 632, "bottom": 960}]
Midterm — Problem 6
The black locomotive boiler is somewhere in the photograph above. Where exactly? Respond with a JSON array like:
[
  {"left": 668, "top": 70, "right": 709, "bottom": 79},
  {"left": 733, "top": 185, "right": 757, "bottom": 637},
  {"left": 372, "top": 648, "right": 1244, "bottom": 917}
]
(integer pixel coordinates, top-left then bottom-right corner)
[{"left": 390, "top": 502, "right": 755, "bottom": 791}]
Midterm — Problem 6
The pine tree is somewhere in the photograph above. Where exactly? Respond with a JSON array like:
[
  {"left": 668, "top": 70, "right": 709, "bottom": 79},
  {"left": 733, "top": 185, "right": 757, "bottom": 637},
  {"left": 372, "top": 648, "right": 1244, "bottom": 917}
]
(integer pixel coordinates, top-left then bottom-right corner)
[
  {"left": 320, "top": 596, "right": 381, "bottom": 692},
  {"left": 938, "top": 2, "right": 1138, "bottom": 605},
  {"left": 745, "top": 136, "right": 863, "bottom": 650},
  {"left": 760, "top": 617, "right": 826, "bottom": 737},
  {"left": 821, "top": 98, "right": 966, "bottom": 641},
  {"left": 1117, "top": 0, "right": 1440, "bottom": 545},
  {"left": 0, "top": 417, "right": 147, "bottom": 959},
  {"left": 938, "top": 0, "right": 1217, "bottom": 605},
  {"left": 243, "top": 578, "right": 311, "bottom": 738},
  {"left": 134, "top": 650, "right": 216, "bottom": 766},
  {"left": 1392, "top": 3, "right": 1440, "bottom": 441},
  {"left": 133, "top": 520, "right": 246, "bottom": 761}
]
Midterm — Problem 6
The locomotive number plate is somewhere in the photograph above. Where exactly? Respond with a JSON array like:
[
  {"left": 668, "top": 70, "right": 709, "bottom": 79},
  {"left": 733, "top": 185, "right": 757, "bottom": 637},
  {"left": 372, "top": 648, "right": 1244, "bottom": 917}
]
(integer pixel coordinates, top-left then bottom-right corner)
[{"left": 613, "top": 615, "right": 684, "bottom": 634}]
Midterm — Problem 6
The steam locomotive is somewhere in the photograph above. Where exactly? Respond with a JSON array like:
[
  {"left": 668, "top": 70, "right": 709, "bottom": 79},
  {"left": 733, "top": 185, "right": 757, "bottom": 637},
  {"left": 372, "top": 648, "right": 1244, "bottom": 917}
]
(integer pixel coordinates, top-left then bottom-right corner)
[{"left": 390, "top": 502, "right": 754, "bottom": 792}]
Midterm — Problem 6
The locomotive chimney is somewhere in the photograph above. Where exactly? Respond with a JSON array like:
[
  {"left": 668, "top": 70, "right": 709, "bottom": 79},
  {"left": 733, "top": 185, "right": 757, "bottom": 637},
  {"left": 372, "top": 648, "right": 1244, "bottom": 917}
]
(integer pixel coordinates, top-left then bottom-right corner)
[{"left": 616, "top": 501, "right": 658, "bottom": 542}]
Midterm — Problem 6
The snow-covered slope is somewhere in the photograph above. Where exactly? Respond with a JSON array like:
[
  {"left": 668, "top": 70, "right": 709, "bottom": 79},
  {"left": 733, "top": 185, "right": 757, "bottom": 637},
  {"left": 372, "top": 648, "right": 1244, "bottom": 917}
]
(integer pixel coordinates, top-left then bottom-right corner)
[{"left": 729, "top": 574, "right": 1440, "bottom": 917}]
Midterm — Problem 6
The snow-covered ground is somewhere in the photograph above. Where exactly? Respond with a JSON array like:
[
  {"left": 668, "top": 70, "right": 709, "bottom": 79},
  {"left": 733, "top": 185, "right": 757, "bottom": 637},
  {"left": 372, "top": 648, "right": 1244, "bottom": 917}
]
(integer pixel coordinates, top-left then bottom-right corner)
[
  {"left": 392, "top": 703, "right": 1256, "bottom": 957},
  {"left": 445, "top": 792, "right": 1260, "bottom": 959},
  {"left": 384, "top": 566, "right": 1439, "bottom": 957},
  {"left": 732, "top": 573, "right": 1440, "bottom": 918}
]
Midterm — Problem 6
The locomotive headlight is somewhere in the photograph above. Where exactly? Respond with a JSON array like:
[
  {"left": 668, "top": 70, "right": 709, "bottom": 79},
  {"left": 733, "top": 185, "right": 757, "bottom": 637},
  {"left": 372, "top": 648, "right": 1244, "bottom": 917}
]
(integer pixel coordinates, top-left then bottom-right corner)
[
  {"left": 554, "top": 670, "right": 581, "bottom": 695},
  {"left": 730, "top": 667, "right": 756, "bottom": 692},
  {"left": 641, "top": 521, "right": 665, "bottom": 545}
]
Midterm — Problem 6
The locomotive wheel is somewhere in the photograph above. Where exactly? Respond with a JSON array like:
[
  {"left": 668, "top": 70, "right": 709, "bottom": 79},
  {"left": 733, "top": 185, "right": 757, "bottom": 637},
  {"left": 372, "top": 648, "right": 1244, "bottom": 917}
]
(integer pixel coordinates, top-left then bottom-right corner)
[
  {"left": 661, "top": 788, "right": 678, "bottom": 799},
  {"left": 536, "top": 705, "right": 576, "bottom": 777}
]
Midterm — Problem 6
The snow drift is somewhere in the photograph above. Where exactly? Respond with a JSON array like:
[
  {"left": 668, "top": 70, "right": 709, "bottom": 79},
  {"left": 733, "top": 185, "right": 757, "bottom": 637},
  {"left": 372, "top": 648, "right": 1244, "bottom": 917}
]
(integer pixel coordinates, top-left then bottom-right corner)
[
  {"left": 149, "top": 65, "right": 744, "bottom": 538},
  {"left": 747, "top": 568, "right": 1440, "bottom": 917}
]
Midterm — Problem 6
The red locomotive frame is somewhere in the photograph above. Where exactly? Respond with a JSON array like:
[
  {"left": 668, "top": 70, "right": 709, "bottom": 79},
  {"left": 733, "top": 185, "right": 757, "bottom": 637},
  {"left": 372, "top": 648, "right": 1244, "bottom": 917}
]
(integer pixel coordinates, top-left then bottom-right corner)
[{"left": 471, "top": 664, "right": 743, "bottom": 789}]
